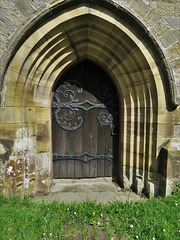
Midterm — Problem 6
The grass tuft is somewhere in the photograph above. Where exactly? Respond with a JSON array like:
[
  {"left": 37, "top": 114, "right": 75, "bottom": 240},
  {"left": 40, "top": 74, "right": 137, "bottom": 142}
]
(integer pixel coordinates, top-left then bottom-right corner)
[{"left": 0, "top": 186, "right": 179, "bottom": 240}]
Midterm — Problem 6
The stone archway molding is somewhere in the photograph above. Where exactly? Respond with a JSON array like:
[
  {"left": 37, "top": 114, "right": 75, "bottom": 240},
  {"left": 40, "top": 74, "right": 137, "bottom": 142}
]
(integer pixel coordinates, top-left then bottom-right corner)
[
  {"left": 0, "top": 0, "right": 179, "bottom": 197},
  {"left": 0, "top": 0, "right": 178, "bottom": 109}
]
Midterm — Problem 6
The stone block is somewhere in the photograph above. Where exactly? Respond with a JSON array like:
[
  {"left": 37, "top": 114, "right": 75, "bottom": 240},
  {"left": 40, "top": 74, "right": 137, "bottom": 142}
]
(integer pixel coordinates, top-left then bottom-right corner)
[
  {"left": 157, "top": 107, "right": 175, "bottom": 123},
  {"left": 36, "top": 123, "right": 51, "bottom": 152},
  {"left": 174, "top": 123, "right": 180, "bottom": 138},
  {"left": 144, "top": 8, "right": 161, "bottom": 26},
  {"left": 157, "top": 123, "right": 174, "bottom": 138},
  {"left": 36, "top": 107, "right": 50, "bottom": 122},
  {"left": 113, "top": 0, "right": 135, "bottom": 8},
  {"left": 5, "top": 69, "right": 19, "bottom": 84},
  {"left": 0, "top": 0, "right": 14, "bottom": 8},
  {"left": 130, "top": 1, "right": 152, "bottom": 18},
  {"left": 15, "top": 0, "right": 35, "bottom": 17},
  {"left": 170, "top": 58, "right": 180, "bottom": 72},
  {"left": 156, "top": 2, "right": 175, "bottom": 16},
  {"left": 159, "top": 30, "right": 177, "bottom": 48},
  {"left": 13, "top": 128, "right": 37, "bottom": 155},
  {"left": 158, "top": 139, "right": 180, "bottom": 196},
  {"left": 24, "top": 178, "right": 36, "bottom": 196},
  {"left": 36, "top": 152, "right": 51, "bottom": 193},
  {"left": 16, "top": 158, "right": 23, "bottom": 185},
  {"left": 171, "top": 29, "right": 180, "bottom": 43},
  {"left": 24, "top": 107, "right": 36, "bottom": 123},
  {"left": 0, "top": 124, "right": 16, "bottom": 139},
  {"left": 0, "top": 107, "right": 15, "bottom": 124},
  {"left": 4, "top": 6, "right": 25, "bottom": 26},
  {"left": 0, "top": 15, "right": 16, "bottom": 33},
  {"left": 165, "top": 17, "right": 180, "bottom": 29},
  {"left": 165, "top": 42, "right": 180, "bottom": 61},
  {"left": 14, "top": 107, "right": 24, "bottom": 123},
  {"left": 25, "top": 123, "right": 36, "bottom": 137},
  {"left": 47, "top": 0, "right": 66, "bottom": 7},
  {"left": 30, "top": 0, "right": 45, "bottom": 9},
  {"left": 174, "top": 3, "right": 180, "bottom": 17},
  {"left": 0, "top": 8, "right": 7, "bottom": 17},
  {"left": 5, "top": 160, "right": 16, "bottom": 188},
  {"left": 3, "top": 82, "right": 16, "bottom": 107},
  {"left": 151, "top": 18, "right": 170, "bottom": 37}
]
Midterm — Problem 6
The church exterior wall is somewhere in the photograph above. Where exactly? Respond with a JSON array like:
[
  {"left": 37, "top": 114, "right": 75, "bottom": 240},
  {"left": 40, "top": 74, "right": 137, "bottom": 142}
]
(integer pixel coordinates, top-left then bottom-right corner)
[{"left": 0, "top": 0, "right": 179, "bottom": 198}]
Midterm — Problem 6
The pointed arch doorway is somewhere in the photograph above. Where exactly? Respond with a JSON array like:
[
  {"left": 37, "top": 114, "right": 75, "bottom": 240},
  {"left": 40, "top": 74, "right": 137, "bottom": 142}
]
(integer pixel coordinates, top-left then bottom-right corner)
[{"left": 52, "top": 61, "right": 119, "bottom": 179}]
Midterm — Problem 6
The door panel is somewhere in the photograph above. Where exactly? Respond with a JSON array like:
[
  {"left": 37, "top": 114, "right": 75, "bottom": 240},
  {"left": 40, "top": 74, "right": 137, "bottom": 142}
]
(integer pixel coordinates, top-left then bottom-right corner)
[{"left": 52, "top": 61, "right": 119, "bottom": 178}]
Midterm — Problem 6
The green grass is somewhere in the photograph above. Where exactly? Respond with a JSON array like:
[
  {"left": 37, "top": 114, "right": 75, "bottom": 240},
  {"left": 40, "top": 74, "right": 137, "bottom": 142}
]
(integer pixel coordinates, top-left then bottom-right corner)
[{"left": 0, "top": 185, "right": 180, "bottom": 240}]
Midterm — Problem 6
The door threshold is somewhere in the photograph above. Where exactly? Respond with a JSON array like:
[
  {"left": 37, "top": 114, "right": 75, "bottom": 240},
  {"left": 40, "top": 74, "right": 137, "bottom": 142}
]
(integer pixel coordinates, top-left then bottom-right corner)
[{"left": 50, "top": 177, "right": 120, "bottom": 193}]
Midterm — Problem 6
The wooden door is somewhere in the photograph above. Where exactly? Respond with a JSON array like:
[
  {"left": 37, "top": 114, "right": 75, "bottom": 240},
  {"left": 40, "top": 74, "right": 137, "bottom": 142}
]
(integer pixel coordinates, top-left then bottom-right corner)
[{"left": 52, "top": 61, "right": 119, "bottom": 178}]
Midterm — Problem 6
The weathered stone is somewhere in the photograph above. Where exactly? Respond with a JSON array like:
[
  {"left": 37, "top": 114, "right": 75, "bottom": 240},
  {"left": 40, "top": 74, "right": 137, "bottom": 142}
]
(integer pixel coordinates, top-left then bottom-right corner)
[
  {"left": 1, "top": 107, "right": 15, "bottom": 124},
  {"left": 156, "top": 2, "right": 175, "bottom": 16},
  {"left": 113, "top": 0, "right": 135, "bottom": 7},
  {"left": 0, "top": 140, "right": 13, "bottom": 164},
  {"left": 158, "top": 139, "right": 180, "bottom": 196},
  {"left": 165, "top": 17, "right": 180, "bottom": 29},
  {"left": 159, "top": 30, "right": 177, "bottom": 48},
  {"left": 170, "top": 58, "right": 180, "bottom": 73},
  {"left": 29, "top": 0, "right": 45, "bottom": 9},
  {"left": 174, "top": 123, "right": 180, "bottom": 138},
  {"left": 144, "top": 8, "right": 162, "bottom": 25},
  {"left": 174, "top": 3, "right": 180, "bottom": 17},
  {"left": 0, "top": 0, "right": 15, "bottom": 8},
  {"left": 16, "top": 158, "right": 24, "bottom": 185},
  {"left": 0, "top": 15, "right": 16, "bottom": 35},
  {"left": 130, "top": 1, "right": 152, "bottom": 18},
  {"left": 5, "top": 160, "right": 16, "bottom": 194},
  {"left": 4, "top": 6, "right": 25, "bottom": 26},
  {"left": 0, "top": 8, "right": 7, "bottom": 17},
  {"left": 36, "top": 107, "right": 50, "bottom": 122},
  {"left": 151, "top": 18, "right": 170, "bottom": 37},
  {"left": 171, "top": 30, "right": 180, "bottom": 43},
  {"left": 165, "top": 42, "right": 180, "bottom": 61},
  {"left": 15, "top": 0, "right": 35, "bottom": 17},
  {"left": 172, "top": 72, "right": 180, "bottom": 95},
  {"left": 24, "top": 107, "right": 36, "bottom": 123}
]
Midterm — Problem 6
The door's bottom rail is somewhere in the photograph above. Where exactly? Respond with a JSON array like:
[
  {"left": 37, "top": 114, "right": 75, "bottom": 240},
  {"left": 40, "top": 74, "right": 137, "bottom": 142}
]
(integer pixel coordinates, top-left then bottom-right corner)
[{"left": 53, "top": 151, "right": 113, "bottom": 165}]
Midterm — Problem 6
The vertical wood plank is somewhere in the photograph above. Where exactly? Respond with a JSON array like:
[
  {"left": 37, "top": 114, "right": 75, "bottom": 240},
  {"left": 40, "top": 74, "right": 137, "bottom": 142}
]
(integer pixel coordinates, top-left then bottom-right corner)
[
  {"left": 82, "top": 106, "right": 90, "bottom": 178},
  {"left": 89, "top": 108, "right": 98, "bottom": 177},
  {"left": 58, "top": 125, "right": 67, "bottom": 178},
  {"left": 104, "top": 120, "right": 112, "bottom": 177},
  {"left": 53, "top": 161, "right": 60, "bottom": 178},
  {"left": 52, "top": 113, "right": 67, "bottom": 178},
  {"left": 97, "top": 121, "right": 105, "bottom": 177},
  {"left": 74, "top": 119, "right": 83, "bottom": 178},
  {"left": 66, "top": 131, "right": 75, "bottom": 178}
]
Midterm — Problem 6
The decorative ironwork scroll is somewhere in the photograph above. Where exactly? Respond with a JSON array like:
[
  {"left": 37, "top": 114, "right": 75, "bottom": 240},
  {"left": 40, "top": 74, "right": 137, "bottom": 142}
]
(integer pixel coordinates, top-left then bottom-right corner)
[
  {"left": 53, "top": 149, "right": 113, "bottom": 165},
  {"left": 98, "top": 112, "right": 113, "bottom": 126},
  {"left": 52, "top": 80, "right": 117, "bottom": 131}
]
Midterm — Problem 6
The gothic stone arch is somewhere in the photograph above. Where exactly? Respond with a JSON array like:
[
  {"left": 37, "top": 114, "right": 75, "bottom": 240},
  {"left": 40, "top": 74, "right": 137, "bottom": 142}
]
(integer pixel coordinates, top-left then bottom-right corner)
[{"left": 0, "top": 1, "right": 179, "bottom": 197}]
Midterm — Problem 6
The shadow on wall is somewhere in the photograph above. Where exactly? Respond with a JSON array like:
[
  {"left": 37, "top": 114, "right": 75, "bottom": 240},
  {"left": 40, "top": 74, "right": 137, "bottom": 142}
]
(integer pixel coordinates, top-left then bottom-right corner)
[{"left": 121, "top": 82, "right": 158, "bottom": 198}]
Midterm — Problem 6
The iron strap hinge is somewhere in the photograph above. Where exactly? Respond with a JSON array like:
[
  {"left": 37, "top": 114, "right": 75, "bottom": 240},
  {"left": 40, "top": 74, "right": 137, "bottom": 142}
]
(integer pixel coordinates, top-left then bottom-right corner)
[{"left": 53, "top": 151, "right": 113, "bottom": 165}]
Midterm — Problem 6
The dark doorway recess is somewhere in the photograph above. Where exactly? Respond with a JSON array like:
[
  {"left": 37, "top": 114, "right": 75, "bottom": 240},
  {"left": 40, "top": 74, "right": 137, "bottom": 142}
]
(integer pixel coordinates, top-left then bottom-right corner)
[{"left": 52, "top": 60, "right": 119, "bottom": 179}]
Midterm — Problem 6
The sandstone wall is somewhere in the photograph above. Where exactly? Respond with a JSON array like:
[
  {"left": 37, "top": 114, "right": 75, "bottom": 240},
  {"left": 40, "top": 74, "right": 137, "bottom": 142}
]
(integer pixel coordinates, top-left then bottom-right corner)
[
  {"left": 0, "top": 0, "right": 179, "bottom": 197},
  {"left": 0, "top": 0, "right": 179, "bottom": 105}
]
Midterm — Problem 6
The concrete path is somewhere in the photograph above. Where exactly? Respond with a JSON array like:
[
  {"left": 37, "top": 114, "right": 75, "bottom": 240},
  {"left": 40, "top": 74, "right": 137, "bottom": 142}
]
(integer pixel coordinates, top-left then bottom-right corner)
[{"left": 35, "top": 178, "right": 145, "bottom": 204}]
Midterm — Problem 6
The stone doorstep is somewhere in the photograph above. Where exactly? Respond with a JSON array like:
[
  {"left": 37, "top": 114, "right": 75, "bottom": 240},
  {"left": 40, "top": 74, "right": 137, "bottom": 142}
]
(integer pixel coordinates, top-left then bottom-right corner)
[
  {"left": 34, "top": 177, "right": 144, "bottom": 203},
  {"left": 50, "top": 177, "right": 120, "bottom": 193}
]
